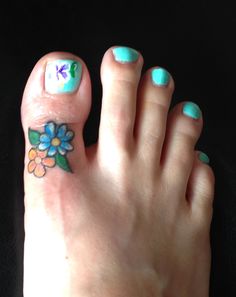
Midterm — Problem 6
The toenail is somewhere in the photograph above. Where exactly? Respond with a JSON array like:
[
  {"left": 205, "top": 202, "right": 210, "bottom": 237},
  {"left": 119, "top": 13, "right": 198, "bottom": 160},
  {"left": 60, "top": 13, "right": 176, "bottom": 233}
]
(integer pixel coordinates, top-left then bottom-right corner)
[
  {"left": 45, "top": 59, "right": 82, "bottom": 94},
  {"left": 198, "top": 152, "right": 210, "bottom": 164},
  {"left": 183, "top": 102, "right": 201, "bottom": 120},
  {"left": 112, "top": 46, "right": 139, "bottom": 63},
  {"left": 151, "top": 68, "right": 170, "bottom": 86}
]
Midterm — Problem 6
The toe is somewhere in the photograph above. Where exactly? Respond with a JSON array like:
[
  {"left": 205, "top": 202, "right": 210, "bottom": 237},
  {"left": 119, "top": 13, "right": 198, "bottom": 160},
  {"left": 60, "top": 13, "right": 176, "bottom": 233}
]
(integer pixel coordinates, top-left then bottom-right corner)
[
  {"left": 98, "top": 46, "right": 143, "bottom": 158},
  {"left": 21, "top": 52, "right": 92, "bottom": 196},
  {"left": 188, "top": 151, "right": 215, "bottom": 220},
  {"left": 162, "top": 101, "right": 203, "bottom": 194},
  {"left": 135, "top": 67, "right": 174, "bottom": 167}
]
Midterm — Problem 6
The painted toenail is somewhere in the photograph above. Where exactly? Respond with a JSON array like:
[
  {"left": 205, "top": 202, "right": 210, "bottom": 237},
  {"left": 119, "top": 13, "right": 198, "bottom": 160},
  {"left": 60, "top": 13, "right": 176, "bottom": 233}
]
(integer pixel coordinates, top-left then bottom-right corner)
[
  {"left": 183, "top": 102, "right": 201, "bottom": 119},
  {"left": 151, "top": 68, "right": 170, "bottom": 86},
  {"left": 199, "top": 152, "right": 210, "bottom": 164},
  {"left": 45, "top": 59, "right": 82, "bottom": 94},
  {"left": 112, "top": 46, "right": 139, "bottom": 63}
]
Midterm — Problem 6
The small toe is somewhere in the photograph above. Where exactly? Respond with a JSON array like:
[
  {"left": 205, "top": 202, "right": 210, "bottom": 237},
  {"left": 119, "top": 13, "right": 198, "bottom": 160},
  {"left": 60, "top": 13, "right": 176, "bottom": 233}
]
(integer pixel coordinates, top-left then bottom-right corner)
[
  {"left": 98, "top": 46, "right": 143, "bottom": 157},
  {"left": 135, "top": 67, "right": 174, "bottom": 167},
  {"left": 162, "top": 101, "right": 203, "bottom": 194},
  {"left": 188, "top": 151, "right": 215, "bottom": 218}
]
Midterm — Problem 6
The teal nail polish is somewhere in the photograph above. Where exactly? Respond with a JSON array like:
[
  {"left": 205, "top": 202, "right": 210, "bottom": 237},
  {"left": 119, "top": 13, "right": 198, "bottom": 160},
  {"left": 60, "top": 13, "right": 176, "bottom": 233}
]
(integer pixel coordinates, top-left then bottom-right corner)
[
  {"left": 183, "top": 102, "right": 201, "bottom": 119},
  {"left": 113, "top": 47, "right": 139, "bottom": 63},
  {"left": 45, "top": 59, "right": 82, "bottom": 94},
  {"left": 151, "top": 68, "right": 170, "bottom": 86},
  {"left": 199, "top": 152, "right": 210, "bottom": 164}
]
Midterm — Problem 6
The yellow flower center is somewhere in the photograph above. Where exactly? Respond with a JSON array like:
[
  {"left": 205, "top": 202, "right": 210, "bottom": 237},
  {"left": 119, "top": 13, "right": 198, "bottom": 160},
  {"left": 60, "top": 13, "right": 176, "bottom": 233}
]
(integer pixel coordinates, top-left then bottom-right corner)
[
  {"left": 35, "top": 157, "right": 42, "bottom": 165},
  {"left": 51, "top": 137, "right": 61, "bottom": 146}
]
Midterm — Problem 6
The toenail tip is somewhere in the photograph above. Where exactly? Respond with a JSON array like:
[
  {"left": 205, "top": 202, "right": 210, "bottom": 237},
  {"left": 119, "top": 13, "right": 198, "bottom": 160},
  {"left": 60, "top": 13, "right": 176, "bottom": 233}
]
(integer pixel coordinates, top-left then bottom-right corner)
[
  {"left": 199, "top": 152, "right": 210, "bottom": 164},
  {"left": 183, "top": 102, "right": 202, "bottom": 120},
  {"left": 112, "top": 46, "right": 139, "bottom": 63},
  {"left": 151, "top": 68, "right": 170, "bottom": 86},
  {"left": 45, "top": 59, "right": 82, "bottom": 94}
]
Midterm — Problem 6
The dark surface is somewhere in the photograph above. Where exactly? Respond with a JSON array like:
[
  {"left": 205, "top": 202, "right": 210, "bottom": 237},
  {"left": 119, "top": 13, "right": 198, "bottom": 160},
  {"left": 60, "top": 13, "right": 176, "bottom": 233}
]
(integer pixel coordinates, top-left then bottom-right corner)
[{"left": 0, "top": 1, "right": 235, "bottom": 296}]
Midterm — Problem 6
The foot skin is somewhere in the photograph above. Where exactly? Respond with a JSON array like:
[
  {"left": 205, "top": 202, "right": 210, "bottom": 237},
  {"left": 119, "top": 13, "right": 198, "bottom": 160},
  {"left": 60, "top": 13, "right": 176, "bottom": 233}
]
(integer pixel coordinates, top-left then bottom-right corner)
[{"left": 21, "top": 47, "right": 215, "bottom": 297}]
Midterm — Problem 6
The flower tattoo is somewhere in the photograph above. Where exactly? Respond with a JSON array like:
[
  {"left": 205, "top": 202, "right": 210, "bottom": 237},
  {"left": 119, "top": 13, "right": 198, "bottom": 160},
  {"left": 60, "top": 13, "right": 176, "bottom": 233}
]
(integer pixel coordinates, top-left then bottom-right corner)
[
  {"left": 28, "top": 148, "right": 56, "bottom": 178},
  {"left": 28, "top": 121, "right": 74, "bottom": 177}
]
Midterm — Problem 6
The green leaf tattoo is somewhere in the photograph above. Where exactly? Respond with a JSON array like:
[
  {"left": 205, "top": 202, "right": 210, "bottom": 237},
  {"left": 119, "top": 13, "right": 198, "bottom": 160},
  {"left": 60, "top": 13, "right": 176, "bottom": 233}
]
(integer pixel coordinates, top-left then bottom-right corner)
[
  {"left": 28, "top": 129, "right": 40, "bottom": 146},
  {"left": 55, "top": 153, "right": 72, "bottom": 172}
]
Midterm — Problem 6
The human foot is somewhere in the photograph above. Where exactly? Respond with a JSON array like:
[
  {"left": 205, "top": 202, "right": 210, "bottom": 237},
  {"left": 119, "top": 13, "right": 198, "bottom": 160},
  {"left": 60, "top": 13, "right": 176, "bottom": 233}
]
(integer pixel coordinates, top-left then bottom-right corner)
[{"left": 21, "top": 47, "right": 214, "bottom": 297}]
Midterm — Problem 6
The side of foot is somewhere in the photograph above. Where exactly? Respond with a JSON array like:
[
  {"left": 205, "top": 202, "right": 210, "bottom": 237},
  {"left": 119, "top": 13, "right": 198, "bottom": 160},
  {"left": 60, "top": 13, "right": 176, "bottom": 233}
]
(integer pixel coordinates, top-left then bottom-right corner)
[{"left": 21, "top": 46, "right": 214, "bottom": 297}]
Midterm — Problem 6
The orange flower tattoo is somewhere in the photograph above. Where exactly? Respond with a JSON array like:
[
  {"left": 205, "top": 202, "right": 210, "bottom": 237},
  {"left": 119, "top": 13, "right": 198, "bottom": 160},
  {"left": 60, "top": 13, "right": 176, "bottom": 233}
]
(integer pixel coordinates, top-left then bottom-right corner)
[{"left": 28, "top": 148, "right": 56, "bottom": 178}]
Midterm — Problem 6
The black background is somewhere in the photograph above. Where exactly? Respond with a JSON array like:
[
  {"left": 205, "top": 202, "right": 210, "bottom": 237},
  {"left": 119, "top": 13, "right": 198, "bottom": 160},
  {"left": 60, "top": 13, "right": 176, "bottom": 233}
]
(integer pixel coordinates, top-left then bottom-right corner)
[{"left": 0, "top": 1, "right": 235, "bottom": 296}]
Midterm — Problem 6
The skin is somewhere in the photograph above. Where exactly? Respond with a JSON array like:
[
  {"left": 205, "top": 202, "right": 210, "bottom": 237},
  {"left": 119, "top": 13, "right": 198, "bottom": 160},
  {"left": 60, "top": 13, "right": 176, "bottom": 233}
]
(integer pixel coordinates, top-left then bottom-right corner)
[{"left": 21, "top": 47, "right": 215, "bottom": 297}]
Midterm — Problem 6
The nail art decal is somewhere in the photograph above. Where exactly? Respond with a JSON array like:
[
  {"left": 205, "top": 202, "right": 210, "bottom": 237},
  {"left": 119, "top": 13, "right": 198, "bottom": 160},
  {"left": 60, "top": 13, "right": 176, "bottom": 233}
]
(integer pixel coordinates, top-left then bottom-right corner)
[
  {"left": 28, "top": 122, "right": 74, "bottom": 177},
  {"left": 45, "top": 59, "right": 82, "bottom": 94}
]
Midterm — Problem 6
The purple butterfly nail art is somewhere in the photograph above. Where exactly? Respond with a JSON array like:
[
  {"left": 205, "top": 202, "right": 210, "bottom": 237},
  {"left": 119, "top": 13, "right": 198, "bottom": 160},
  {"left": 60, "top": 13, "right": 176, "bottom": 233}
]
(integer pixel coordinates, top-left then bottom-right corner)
[{"left": 56, "top": 64, "right": 69, "bottom": 80}]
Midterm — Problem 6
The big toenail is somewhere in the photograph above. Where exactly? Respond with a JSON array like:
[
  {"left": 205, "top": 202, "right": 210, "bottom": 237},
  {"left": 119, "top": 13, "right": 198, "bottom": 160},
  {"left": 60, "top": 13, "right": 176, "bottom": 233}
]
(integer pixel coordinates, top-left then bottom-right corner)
[
  {"left": 198, "top": 152, "right": 210, "bottom": 164},
  {"left": 112, "top": 46, "right": 139, "bottom": 63},
  {"left": 45, "top": 59, "right": 82, "bottom": 94},
  {"left": 151, "top": 68, "right": 170, "bottom": 86},
  {"left": 183, "top": 102, "right": 201, "bottom": 119}
]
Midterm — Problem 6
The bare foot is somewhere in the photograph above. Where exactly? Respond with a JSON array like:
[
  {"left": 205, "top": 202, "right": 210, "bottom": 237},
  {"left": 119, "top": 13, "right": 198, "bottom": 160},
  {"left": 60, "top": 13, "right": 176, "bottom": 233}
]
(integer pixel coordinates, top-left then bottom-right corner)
[{"left": 21, "top": 46, "right": 215, "bottom": 297}]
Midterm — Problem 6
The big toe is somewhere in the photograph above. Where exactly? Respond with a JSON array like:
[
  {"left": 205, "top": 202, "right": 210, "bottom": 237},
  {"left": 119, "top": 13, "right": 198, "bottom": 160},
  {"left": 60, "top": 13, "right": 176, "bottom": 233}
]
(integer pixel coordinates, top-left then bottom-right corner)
[
  {"left": 21, "top": 52, "right": 92, "bottom": 198},
  {"left": 21, "top": 52, "right": 93, "bottom": 296}
]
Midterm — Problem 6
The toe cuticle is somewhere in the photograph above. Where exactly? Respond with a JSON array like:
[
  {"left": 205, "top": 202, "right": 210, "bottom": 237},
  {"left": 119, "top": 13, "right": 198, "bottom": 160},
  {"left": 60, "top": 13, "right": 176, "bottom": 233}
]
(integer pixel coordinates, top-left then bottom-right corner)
[
  {"left": 112, "top": 46, "right": 139, "bottom": 63},
  {"left": 45, "top": 59, "right": 82, "bottom": 94},
  {"left": 198, "top": 152, "right": 210, "bottom": 164},
  {"left": 182, "top": 102, "right": 202, "bottom": 120},
  {"left": 151, "top": 68, "right": 170, "bottom": 87}
]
